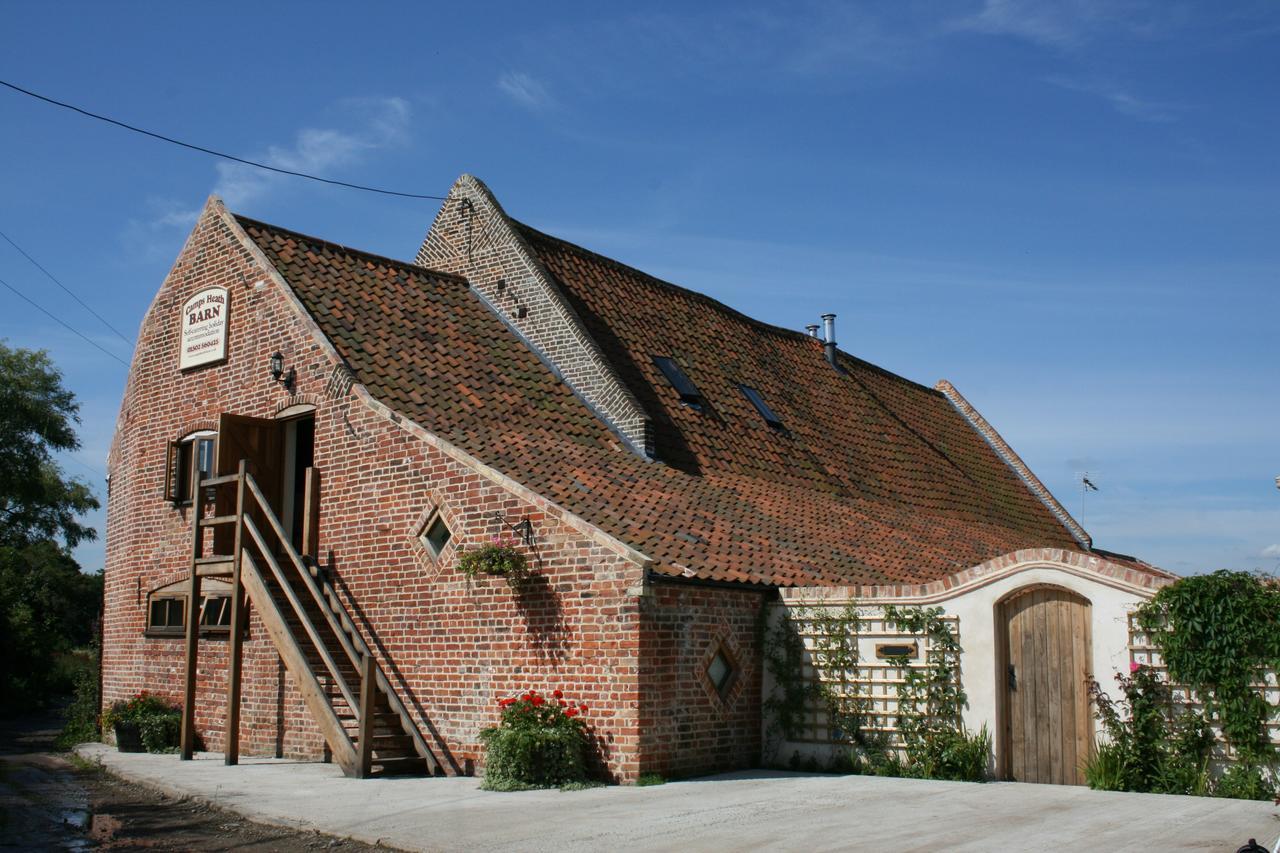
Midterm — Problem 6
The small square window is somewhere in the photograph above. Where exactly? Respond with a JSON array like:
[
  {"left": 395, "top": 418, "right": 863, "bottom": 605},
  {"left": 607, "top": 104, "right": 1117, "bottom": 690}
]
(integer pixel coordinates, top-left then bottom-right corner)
[
  {"left": 706, "top": 647, "right": 737, "bottom": 697},
  {"left": 421, "top": 514, "right": 453, "bottom": 558}
]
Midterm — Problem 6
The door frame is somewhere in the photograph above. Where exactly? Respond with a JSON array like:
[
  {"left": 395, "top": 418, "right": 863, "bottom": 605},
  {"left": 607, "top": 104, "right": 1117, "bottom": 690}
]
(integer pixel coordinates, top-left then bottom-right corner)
[
  {"left": 274, "top": 405, "right": 317, "bottom": 552},
  {"left": 994, "top": 583, "right": 1094, "bottom": 783}
]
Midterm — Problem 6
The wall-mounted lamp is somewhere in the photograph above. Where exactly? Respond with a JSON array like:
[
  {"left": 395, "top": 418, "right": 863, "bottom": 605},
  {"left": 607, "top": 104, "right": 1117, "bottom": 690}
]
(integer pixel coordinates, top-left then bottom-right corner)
[{"left": 269, "top": 351, "right": 296, "bottom": 393}]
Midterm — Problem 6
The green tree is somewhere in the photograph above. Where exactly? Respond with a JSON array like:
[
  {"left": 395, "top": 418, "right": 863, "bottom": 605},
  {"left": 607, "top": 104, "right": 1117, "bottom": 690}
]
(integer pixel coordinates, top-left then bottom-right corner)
[{"left": 0, "top": 341, "right": 103, "bottom": 712}]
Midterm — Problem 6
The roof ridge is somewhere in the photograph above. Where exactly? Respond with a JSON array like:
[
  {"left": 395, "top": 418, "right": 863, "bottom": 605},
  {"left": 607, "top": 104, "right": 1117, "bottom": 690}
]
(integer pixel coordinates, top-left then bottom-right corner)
[
  {"left": 233, "top": 213, "right": 467, "bottom": 284},
  {"left": 512, "top": 218, "right": 944, "bottom": 397}
]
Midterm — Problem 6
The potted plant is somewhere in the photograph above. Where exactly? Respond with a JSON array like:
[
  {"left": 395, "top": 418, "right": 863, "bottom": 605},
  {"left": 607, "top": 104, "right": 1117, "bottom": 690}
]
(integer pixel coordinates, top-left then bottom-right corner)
[
  {"left": 479, "top": 689, "right": 590, "bottom": 790},
  {"left": 104, "top": 692, "right": 182, "bottom": 753},
  {"left": 458, "top": 535, "right": 531, "bottom": 589}
]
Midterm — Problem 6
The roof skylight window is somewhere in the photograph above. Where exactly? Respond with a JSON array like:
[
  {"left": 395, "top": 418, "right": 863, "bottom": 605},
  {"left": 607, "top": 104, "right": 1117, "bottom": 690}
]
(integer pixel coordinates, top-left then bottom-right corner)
[
  {"left": 653, "top": 356, "right": 704, "bottom": 408},
  {"left": 738, "top": 384, "right": 784, "bottom": 431}
]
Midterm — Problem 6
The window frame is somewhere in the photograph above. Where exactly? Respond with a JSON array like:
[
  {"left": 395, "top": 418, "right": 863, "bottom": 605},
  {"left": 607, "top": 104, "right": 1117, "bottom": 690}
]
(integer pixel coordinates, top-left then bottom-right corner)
[
  {"left": 419, "top": 512, "right": 453, "bottom": 559},
  {"left": 652, "top": 356, "right": 704, "bottom": 409},
  {"left": 704, "top": 644, "right": 740, "bottom": 700},
  {"left": 165, "top": 431, "right": 216, "bottom": 506},
  {"left": 144, "top": 589, "right": 238, "bottom": 639},
  {"left": 737, "top": 384, "right": 785, "bottom": 431}
]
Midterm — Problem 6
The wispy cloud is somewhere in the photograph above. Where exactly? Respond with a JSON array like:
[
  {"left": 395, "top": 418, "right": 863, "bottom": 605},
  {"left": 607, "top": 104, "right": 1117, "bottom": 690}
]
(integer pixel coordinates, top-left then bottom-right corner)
[
  {"left": 1262, "top": 544, "right": 1280, "bottom": 559},
  {"left": 123, "top": 96, "right": 411, "bottom": 256},
  {"left": 497, "top": 71, "right": 555, "bottom": 111},
  {"left": 949, "top": 0, "right": 1170, "bottom": 48},
  {"left": 1045, "top": 74, "right": 1183, "bottom": 122},
  {"left": 212, "top": 95, "right": 411, "bottom": 207}
]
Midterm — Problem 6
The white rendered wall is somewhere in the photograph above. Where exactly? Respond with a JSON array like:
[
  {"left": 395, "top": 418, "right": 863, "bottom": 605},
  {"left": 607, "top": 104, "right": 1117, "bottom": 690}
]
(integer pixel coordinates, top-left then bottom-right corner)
[
  {"left": 945, "top": 564, "right": 1148, "bottom": 753},
  {"left": 766, "top": 561, "right": 1155, "bottom": 773}
]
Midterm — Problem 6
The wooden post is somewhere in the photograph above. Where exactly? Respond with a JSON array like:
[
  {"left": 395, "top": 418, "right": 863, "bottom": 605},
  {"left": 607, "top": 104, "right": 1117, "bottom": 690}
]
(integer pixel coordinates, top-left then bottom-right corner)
[
  {"left": 301, "top": 466, "right": 319, "bottom": 561},
  {"left": 224, "top": 461, "right": 248, "bottom": 765},
  {"left": 180, "top": 453, "right": 205, "bottom": 760},
  {"left": 357, "top": 653, "right": 376, "bottom": 778}
]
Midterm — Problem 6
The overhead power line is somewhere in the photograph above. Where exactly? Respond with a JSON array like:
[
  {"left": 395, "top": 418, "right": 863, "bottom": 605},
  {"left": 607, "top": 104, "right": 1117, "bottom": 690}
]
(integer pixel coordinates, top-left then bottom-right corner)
[
  {"left": 0, "top": 227, "right": 133, "bottom": 344},
  {"left": 0, "top": 273, "right": 130, "bottom": 367},
  {"left": 0, "top": 79, "right": 448, "bottom": 201}
]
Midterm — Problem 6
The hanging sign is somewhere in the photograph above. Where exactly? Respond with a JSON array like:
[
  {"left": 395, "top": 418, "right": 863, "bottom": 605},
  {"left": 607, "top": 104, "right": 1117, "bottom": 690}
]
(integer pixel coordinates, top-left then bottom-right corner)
[{"left": 178, "top": 286, "right": 229, "bottom": 370}]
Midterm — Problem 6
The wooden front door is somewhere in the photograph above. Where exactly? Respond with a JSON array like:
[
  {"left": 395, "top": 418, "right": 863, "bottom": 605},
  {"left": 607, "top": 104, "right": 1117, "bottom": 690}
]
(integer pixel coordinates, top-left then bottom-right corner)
[
  {"left": 1000, "top": 586, "right": 1093, "bottom": 785},
  {"left": 213, "top": 413, "right": 284, "bottom": 553}
]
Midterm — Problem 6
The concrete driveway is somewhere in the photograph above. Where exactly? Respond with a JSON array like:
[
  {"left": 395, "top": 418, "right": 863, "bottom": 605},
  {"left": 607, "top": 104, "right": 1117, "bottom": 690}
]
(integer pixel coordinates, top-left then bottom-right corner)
[{"left": 77, "top": 745, "right": 1279, "bottom": 852}]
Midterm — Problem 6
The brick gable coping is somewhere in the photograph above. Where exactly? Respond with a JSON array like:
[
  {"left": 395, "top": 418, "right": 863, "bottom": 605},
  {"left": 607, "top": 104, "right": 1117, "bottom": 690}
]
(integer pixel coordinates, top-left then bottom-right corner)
[
  {"left": 416, "top": 174, "right": 652, "bottom": 456},
  {"left": 778, "top": 547, "right": 1177, "bottom": 606},
  {"left": 934, "top": 380, "right": 1092, "bottom": 549}
]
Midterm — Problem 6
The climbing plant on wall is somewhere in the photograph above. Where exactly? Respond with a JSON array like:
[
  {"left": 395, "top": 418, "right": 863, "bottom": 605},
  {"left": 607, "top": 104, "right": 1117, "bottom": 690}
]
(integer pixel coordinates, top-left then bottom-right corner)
[
  {"left": 883, "top": 604, "right": 989, "bottom": 782},
  {"left": 762, "top": 602, "right": 988, "bottom": 781},
  {"left": 1134, "top": 570, "right": 1280, "bottom": 765}
]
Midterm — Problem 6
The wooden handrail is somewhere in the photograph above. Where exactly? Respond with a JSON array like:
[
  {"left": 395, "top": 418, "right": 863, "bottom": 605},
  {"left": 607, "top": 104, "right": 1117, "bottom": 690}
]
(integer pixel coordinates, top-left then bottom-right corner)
[
  {"left": 208, "top": 465, "right": 440, "bottom": 777},
  {"left": 242, "top": 473, "right": 364, "bottom": 673},
  {"left": 242, "top": 516, "right": 361, "bottom": 717}
]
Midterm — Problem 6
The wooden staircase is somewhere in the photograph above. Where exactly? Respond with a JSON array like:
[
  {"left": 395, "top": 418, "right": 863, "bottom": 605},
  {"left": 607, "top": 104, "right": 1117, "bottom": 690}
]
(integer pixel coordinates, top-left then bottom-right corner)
[{"left": 179, "top": 461, "right": 440, "bottom": 778}]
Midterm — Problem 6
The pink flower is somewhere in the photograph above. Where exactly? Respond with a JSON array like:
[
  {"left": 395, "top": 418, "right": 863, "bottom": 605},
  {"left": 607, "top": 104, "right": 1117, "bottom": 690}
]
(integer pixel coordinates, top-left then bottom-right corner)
[{"left": 1129, "top": 661, "right": 1141, "bottom": 673}]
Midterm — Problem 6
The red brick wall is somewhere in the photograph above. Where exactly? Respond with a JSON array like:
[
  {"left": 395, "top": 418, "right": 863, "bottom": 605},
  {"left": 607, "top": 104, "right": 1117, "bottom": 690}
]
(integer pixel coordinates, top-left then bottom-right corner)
[
  {"left": 638, "top": 582, "right": 768, "bottom": 778},
  {"left": 103, "top": 201, "right": 650, "bottom": 779}
]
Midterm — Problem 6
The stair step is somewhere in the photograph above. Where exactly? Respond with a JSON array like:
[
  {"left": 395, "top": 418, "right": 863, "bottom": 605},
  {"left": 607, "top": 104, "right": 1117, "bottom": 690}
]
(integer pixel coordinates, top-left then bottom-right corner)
[
  {"left": 371, "top": 756, "right": 427, "bottom": 776},
  {"left": 198, "top": 514, "right": 238, "bottom": 527}
]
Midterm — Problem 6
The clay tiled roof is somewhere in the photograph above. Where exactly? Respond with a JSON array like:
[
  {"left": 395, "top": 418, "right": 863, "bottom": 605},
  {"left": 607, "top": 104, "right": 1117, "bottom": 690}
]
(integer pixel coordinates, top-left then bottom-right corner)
[{"left": 239, "top": 214, "right": 1157, "bottom": 588}]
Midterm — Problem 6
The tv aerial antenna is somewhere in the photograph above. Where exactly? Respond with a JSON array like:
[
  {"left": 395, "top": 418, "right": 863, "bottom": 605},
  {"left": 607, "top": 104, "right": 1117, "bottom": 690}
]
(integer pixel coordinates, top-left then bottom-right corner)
[{"left": 1076, "top": 471, "right": 1100, "bottom": 527}]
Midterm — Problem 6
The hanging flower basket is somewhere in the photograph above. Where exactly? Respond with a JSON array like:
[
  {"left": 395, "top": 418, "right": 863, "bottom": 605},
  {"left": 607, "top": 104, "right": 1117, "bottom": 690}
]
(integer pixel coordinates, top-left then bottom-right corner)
[{"left": 458, "top": 536, "right": 530, "bottom": 589}]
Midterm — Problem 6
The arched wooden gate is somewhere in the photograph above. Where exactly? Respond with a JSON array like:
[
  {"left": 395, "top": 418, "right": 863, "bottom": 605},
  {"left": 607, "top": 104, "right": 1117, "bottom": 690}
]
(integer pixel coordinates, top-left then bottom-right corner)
[{"left": 998, "top": 586, "right": 1094, "bottom": 785}]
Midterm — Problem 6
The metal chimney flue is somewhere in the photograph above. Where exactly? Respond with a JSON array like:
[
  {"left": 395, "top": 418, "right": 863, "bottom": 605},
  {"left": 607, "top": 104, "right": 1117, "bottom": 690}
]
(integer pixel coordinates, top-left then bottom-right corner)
[
  {"left": 820, "top": 313, "right": 837, "bottom": 366},
  {"left": 805, "top": 324, "right": 820, "bottom": 338}
]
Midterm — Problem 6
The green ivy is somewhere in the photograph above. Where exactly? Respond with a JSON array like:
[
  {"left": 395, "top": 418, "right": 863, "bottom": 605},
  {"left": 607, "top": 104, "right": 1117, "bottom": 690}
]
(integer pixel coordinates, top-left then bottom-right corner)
[{"left": 1134, "top": 570, "right": 1280, "bottom": 763}]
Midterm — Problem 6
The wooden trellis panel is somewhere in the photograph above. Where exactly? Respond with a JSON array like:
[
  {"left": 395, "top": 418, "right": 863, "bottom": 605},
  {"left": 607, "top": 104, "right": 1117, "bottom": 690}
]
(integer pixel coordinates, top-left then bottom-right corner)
[
  {"left": 1126, "top": 615, "right": 1280, "bottom": 759},
  {"left": 783, "top": 609, "right": 962, "bottom": 749}
]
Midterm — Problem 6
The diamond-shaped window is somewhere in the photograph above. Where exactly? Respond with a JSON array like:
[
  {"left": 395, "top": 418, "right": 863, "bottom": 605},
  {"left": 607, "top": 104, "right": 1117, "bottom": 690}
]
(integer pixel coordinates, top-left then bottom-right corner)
[
  {"left": 706, "top": 647, "right": 737, "bottom": 697},
  {"left": 421, "top": 513, "right": 453, "bottom": 558}
]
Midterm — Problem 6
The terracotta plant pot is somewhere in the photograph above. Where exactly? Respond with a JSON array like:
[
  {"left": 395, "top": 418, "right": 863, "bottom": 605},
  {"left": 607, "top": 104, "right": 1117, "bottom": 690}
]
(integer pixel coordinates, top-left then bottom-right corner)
[{"left": 113, "top": 720, "right": 145, "bottom": 753}]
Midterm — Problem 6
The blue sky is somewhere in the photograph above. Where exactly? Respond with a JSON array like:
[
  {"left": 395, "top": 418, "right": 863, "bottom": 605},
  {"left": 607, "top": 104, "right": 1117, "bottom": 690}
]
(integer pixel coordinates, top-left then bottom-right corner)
[{"left": 2, "top": 1, "right": 1277, "bottom": 576}]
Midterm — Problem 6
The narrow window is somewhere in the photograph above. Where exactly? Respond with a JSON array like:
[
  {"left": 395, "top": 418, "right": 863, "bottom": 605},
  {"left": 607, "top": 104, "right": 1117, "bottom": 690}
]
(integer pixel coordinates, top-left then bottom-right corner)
[
  {"left": 738, "top": 384, "right": 784, "bottom": 431},
  {"left": 166, "top": 432, "right": 215, "bottom": 504},
  {"left": 653, "top": 356, "right": 703, "bottom": 409},
  {"left": 420, "top": 513, "right": 453, "bottom": 558}
]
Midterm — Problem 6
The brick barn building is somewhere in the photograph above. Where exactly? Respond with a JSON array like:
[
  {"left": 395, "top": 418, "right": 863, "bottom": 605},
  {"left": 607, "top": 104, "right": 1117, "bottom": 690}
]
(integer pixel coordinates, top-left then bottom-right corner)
[{"left": 102, "top": 174, "right": 1172, "bottom": 784}]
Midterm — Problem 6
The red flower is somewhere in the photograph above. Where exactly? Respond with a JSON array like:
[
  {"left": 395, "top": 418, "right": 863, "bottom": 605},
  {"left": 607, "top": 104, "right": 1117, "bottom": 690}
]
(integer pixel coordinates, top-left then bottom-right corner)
[
  {"left": 532, "top": 695, "right": 545, "bottom": 706},
  {"left": 565, "top": 707, "right": 578, "bottom": 717},
  {"left": 1129, "top": 661, "right": 1141, "bottom": 674},
  {"left": 499, "top": 697, "right": 514, "bottom": 707},
  {"left": 553, "top": 689, "right": 563, "bottom": 699},
  {"left": 579, "top": 704, "right": 588, "bottom": 712},
  {"left": 559, "top": 700, "right": 567, "bottom": 707}
]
